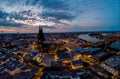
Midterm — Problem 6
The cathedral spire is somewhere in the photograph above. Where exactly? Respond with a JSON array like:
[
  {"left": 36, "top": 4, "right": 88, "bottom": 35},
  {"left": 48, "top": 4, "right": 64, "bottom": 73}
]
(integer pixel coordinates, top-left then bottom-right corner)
[
  {"left": 37, "top": 26, "right": 45, "bottom": 53},
  {"left": 39, "top": 26, "right": 42, "bottom": 33}
]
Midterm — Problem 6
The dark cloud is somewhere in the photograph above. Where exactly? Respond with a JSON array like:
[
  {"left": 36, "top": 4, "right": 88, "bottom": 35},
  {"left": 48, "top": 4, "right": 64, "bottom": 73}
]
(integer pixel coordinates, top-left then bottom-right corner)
[
  {"left": 41, "top": 25, "right": 56, "bottom": 29},
  {"left": 0, "top": 21, "right": 24, "bottom": 27},
  {"left": 0, "top": 11, "right": 25, "bottom": 27},
  {"left": 0, "top": 11, "right": 8, "bottom": 19},
  {"left": 0, "top": 0, "right": 77, "bottom": 29},
  {"left": 0, "top": 0, "right": 119, "bottom": 32},
  {"left": 41, "top": 0, "right": 76, "bottom": 22},
  {"left": 41, "top": 10, "right": 75, "bottom": 21}
]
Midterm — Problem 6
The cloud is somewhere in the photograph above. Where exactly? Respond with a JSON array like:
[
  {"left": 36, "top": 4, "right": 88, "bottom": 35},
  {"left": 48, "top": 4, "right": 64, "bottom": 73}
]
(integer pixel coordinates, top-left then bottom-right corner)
[
  {"left": 0, "top": 21, "right": 24, "bottom": 27},
  {"left": 0, "top": 0, "right": 43, "bottom": 13},
  {"left": 41, "top": 25, "right": 56, "bottom": 29},
  {"left": 0, "top": 0, "right": 119, "bottom": 32},
  {"left": 42, "top": 10, "right": 75, "bottom": 21},
  {"left": 0, "top": 0, "right": 77, "bottom": 29}
]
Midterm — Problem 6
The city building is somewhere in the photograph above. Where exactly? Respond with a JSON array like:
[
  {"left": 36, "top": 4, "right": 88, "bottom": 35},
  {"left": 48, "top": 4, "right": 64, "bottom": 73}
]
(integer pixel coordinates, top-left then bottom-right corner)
[
  {"left": 92, "top": 51, "right": 112, "bottom": 62},
  {"left": 92, "top": 64, "right": 113, "bottom": 78},
  {"left": 71, "top": 60, "right": 84, "bottom": 69},
  {"left": 51, "top": 61, "right": 63, "bottom": 68},
  {"left": 37, "top": 26, "right": 45, "bottom": 53},
  {"left": 71, "top": 47, "right": 101, "bottom": 60},
  {"left": 101, "top": 55, "right": 120, "bottom": 76},
  {"left": 57, "top": 51, "right": 72, "bottom": 64},
  {"left": 0, "top": 31, "right": 120, "bottom": 79},
  {"left": 78, "top": 34, "right": 103, "bottom": 43},
  {"left": 37, "top": 26, "right": 61, "bottom": 54}
]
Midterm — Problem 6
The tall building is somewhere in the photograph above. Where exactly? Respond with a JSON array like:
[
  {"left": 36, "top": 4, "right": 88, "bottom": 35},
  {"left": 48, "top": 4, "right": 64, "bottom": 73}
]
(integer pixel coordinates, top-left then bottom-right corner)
[
  {"left": 0, "top": 38, "right": 2, "bottom": 48},
  {"left": 37, "top": 26, "right": 62, "bottom": 54},
  {"left": 37, "top": 26, "right": 45, "bottom": 53}
]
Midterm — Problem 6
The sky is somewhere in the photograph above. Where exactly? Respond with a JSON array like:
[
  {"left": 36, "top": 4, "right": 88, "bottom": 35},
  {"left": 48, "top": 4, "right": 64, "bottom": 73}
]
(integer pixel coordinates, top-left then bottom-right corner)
[{"left": 0, "top": 0, "right": 120, "bottom": 33}]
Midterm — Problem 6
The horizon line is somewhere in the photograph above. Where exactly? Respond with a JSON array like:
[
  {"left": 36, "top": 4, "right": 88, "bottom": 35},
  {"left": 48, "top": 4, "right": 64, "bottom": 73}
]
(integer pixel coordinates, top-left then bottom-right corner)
[{"left": 0, "top": 30, "right": 120, "bottom": 34}]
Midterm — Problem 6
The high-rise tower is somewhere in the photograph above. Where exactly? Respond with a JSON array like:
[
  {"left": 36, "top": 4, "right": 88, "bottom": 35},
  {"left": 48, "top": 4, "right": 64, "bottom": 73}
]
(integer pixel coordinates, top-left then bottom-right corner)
[{"left": 37, "top": 26, "right": 45, "bottom": 53}]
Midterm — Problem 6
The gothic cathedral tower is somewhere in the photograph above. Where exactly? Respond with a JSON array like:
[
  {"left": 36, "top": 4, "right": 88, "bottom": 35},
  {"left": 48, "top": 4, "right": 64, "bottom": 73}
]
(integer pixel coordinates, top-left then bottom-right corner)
[{"left": 37, "top": 26, "right": 45, "bottom": 53}]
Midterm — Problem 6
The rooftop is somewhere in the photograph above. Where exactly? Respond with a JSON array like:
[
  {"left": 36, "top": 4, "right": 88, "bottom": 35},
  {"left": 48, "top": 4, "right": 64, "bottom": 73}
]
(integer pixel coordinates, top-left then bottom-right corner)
[
  {"left": 104, "top": 55, "right": 120, "bottom": 71},
  {"left": 92, "top": 64, "right": 113, "bottom": 76},
  {"left": 57, "top": 52, "right": 71, "bottom": 61},
  {"left": 93, "top": 51, "right": 111, "bottom": 61},
  {"left": 71, "top": 47, "right": 101, "bottom": 55},
  {"left": 78, "top": 34, "right": 102, "bottom": 43},
  {"left": 72, "top": 60, "right": 84, "bottom": 67},
  {"left": 51, "top": 61, "right": 63, "bottom": 67}
]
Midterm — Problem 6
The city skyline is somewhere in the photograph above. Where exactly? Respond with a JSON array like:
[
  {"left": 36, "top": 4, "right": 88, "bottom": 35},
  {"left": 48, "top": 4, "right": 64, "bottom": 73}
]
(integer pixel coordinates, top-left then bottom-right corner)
[{"left": 0, "top": 0, "right": 120, "bottom": 33}]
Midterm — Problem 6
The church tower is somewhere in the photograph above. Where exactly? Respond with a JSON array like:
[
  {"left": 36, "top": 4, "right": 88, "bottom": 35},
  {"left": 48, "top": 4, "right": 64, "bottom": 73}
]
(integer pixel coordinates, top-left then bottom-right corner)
[{"left": 37, "top": 26, "right": 45, "bottom": 53}]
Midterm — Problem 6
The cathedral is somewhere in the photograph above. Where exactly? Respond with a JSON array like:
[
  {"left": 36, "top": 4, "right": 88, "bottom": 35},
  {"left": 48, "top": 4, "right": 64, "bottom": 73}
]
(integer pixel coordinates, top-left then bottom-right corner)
[
  {"left": 37, "top": 26, "right": 45, "bottom": 53},
  {"left": 37, "top": 26, "right": 61, "bottom": 54}
]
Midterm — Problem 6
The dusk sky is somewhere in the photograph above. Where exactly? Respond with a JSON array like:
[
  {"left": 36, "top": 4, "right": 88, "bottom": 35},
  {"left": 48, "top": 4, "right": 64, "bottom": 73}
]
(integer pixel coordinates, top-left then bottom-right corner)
[{"left": 0, "top": 0, "right": 120, "bottom": 33}]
